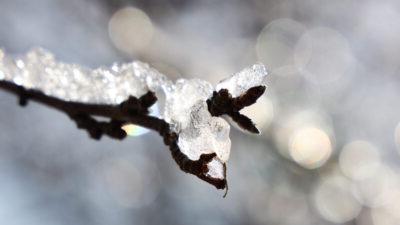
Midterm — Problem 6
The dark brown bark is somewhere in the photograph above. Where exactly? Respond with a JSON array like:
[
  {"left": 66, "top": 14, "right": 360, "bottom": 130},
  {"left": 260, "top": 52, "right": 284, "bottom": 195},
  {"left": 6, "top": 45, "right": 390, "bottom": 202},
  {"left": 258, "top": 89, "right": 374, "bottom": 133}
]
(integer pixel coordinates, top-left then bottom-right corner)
[{"left": 0, "top": 80, "right": 265, "bottom": 194}]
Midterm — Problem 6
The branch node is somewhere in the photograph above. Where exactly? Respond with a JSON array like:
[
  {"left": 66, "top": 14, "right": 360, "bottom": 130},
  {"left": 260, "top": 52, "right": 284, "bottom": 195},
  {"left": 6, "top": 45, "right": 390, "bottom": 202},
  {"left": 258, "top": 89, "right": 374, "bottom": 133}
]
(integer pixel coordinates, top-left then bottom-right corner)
[
  {"left": 0, "top": 80, "right": 266, "bottom": 191},
  {"left": 119, "top": 96, "right": 143, "bottom": 115},
  {"left": 139, "top": 91, "right": 157, "bottom": 108},
  {"left": 18, "top": 86, "right": 29, "bottom": 106},
  {"left": 207, "top": 87, "right": 265, "bottom": 133}
]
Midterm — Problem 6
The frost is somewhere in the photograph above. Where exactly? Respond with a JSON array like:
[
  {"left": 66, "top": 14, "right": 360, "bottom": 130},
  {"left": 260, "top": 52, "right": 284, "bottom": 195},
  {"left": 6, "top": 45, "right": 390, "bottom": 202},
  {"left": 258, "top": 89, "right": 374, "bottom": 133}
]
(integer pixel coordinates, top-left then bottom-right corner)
[
  {"left": 0, "top": 48, "right": 164, "bottom": 104},
  {"left": 206, "top": 158, "right": 224, "bottom": 180},
  {"left": 177, "top": 101, "right": 231, "bottom": 162},
  {"left": 163, "top": 79, "right": 213, "bottom": 131},
  {"left": 0, "top": 48, "right": 268, "bottom": 181},
  {"left": 216, "top": 63, "right": 268, "bottom": 97}
]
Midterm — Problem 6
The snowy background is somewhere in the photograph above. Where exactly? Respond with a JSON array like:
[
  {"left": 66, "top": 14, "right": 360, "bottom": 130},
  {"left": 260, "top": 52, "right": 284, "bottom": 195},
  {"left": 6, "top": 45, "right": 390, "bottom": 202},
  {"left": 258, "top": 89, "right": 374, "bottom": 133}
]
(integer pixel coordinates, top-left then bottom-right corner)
[{"left": 1, "top": 0, "right": 400, "bottom": 224}]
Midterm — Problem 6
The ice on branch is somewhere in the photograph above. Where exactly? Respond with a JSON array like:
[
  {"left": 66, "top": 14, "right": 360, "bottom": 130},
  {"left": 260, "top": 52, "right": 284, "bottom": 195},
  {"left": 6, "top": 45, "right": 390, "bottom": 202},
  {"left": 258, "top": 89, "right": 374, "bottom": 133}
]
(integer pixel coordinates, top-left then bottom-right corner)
[
  {"left": 178, "top": 101, "right": 231, "bottom": 162},
  {"left": 163, "top": 79, "right": 213, "bottom": 131},
  {"left": 0, "top": 48, "right": 169, "bottom": 104},
  {"left": 206, "top": 158, "right": 225, "bottom": 180},
  {"left": 0, "top": 48, "right": 268, "bottom": 185},
  {"left": 216, "top": 63, "right": 268, "bottom": 97}
]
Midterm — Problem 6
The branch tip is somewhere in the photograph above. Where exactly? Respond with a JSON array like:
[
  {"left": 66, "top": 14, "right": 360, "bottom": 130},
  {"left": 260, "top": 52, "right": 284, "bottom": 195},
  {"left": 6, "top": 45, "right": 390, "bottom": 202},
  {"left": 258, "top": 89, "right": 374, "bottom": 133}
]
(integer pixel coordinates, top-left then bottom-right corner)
[{"left": 0, "top": 80, "right": 265, "bottom": 191}]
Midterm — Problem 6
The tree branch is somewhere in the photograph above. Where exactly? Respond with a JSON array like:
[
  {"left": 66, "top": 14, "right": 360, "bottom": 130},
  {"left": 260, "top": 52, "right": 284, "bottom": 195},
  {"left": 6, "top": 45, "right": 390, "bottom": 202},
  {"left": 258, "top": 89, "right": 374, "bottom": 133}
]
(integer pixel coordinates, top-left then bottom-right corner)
[
  {"left": 0, "top": 79, "right": 265, "bottom": 194},
  {"left": 0, "top": 80, "right": 231, "bottom": 190},
  {"left": 207, "top": 86, "right": 266, "bottom": 134}
]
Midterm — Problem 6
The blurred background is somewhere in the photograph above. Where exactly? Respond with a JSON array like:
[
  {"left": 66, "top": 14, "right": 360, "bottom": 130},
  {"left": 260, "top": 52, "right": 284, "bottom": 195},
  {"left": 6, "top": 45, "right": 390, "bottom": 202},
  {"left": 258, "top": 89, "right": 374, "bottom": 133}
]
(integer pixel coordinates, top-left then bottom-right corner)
[{"left": 0, "top": 0, "right": 400, "bottom": 224}]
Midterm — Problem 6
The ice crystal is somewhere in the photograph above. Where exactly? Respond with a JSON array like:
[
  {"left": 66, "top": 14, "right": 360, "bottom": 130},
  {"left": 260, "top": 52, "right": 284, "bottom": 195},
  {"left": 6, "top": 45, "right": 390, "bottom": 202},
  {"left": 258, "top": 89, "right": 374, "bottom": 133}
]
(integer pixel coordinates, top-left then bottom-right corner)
[
  {"left": 0, "top": 48, "right": 268, "bottom": 181},
  {"left": 216, "top": 63, "right": 268, "bottom": 97},
  {"left": 0, "top": 48, "right": 165, "bottom": 103},
  {"left": 206, "top": 158, "right": 224, "bottom": 180},
  {"left": 177, "top": 101, "right": 231, "bottom": 162},
  {"left": 164, "top": 79, "right": 213, "bottom": 131}
]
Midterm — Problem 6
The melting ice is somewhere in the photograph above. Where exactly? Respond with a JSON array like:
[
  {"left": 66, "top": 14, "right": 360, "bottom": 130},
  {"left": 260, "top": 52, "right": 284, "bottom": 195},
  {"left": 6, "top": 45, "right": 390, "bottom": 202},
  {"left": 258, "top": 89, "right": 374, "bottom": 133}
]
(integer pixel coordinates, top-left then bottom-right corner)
[{"left": 0, "top": 48, "right": 268, "bottom": 181}]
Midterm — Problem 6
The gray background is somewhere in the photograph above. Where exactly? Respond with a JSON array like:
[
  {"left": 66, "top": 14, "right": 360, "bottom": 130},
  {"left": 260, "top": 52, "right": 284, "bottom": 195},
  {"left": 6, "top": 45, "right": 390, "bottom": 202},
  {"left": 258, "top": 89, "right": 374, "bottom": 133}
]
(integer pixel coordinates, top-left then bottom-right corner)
[{"left": 1, "top": 0, "right": 400, "bottom": 224}]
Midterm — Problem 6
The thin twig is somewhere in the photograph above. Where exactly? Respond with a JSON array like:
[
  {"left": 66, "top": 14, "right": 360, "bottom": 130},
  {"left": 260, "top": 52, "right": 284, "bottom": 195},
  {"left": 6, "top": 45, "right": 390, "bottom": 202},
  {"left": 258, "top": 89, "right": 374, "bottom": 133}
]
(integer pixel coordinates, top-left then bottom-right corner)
[
  {"left": 0, "top": 80, "right": 265, "bottom": 192},
  {"left": 0, "top": 80, "right": 230, "bottom": 190}
]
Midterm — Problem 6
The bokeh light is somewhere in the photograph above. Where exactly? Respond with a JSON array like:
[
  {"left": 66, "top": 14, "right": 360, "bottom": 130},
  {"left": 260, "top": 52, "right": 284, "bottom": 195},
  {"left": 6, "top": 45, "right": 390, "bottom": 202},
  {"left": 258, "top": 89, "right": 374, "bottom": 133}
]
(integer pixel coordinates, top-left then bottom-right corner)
[
  {"left": 352, "top": 165, "right": 400, "bottom": 208},
  {"left": 102, "top": 159, "right": 143, "bottom": 208},
  {"left": 313, "top": 175, "right": 362, "bottom": 223},
  {"left": 339, "top": 140, "right": 381, "bottom": 180},
  {"left": 256, "top": 18, "right": 306, "bottom": 76},
  {"left": 294, "top": 27, "right": 354, "bottom": 84},
  {"left": 274, "top": 109, "right": 333, "bottom": 160},
  {"left": 108, "top": 7, "right": 154, "bottom": 55},
  {"left": 379, "top": 189, "right": 400, "bottom": 222},
  {"left": 289, "top": 126, "right": 332, "bottom": 169}
]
